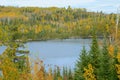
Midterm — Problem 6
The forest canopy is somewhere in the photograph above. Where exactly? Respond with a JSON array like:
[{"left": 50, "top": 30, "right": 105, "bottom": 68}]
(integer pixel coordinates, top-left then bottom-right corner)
[{"left": 0, "top": 6, "right": 118, "bottom": 41}]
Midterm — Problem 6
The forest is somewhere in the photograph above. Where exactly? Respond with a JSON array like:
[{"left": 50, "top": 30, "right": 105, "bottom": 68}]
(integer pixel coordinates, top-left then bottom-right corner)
[
  {"left": 0, "top": 6, "right": 120, "bottom": 80},
  {"left": 0, "top": 6, "right": 119, "bottom": 41}
]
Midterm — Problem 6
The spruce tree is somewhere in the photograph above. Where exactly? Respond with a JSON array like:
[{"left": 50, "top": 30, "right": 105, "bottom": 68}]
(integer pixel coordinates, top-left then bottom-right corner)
[
  {"left": 53, "top": 68, "right": 57, "bottom": 80},
  {"left": 68, "top": 68, "right": 73, "bottom": 80},
  {"left": 89, "top": 30, "right": 100, "bottom": 79},
  {"left": 99, "top": 38, "right": 118, "bottom": 80},
  {"left": 63, "top": 67, "right": 68, "bottom": 80},
  {"left": 74, "top": 46, "right": 88, "bottom": 80},
  {"left": 54, "top": 66, "right": 62, "bottom": 80}
]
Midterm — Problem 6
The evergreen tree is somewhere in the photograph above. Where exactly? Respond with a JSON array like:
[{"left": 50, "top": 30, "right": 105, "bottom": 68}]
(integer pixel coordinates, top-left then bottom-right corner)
[
  {"left": 68, "top": 68, "right": 73, "bottom": 80},
  {"left": 89, "top": 30, "right": 100, "bottom": 79},
  {"left": 53, "top": 67, "right": 57, "bottom": 80},
  {"left": 54, "top": 66, "right": 62, "bottom": 80},
  {"left": 74, "top": 46, "right": 88, "bottom": 80},
  {"left": 99, "top": 38, "right": 118, "bottom": 80},
  {"left": 63, "top": 67, "right": 68, "bottom": 80}
]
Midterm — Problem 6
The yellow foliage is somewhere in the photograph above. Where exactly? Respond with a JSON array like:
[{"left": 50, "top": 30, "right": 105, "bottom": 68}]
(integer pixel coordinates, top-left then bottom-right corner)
[
  {"left": 0, "top": 58, "right": 20, "bottom": 80},
  {"left": 86, "top": 25, "right": 91, "bottom": 30},
  {"left": 115, "top": 51, "right": 120, "bottom": 79},
  {"left": 32, "top": 60, "right": 45, "bottom": 80},
  {"left": 108, "top": 45, "right": 114, "bottom": 57},
  {"left": 117, "top": 53, "right": 120, "bottom": 62},
  {"left": 106, "top": 24, "right": 110, "bottom": 33},
  {"left": 115, "top": 64, "right": 120, "bottom": 79},
  {"left": 0, "top": 28, "right": 3, "bottom": 39},
  {"left": 83, "top": 64, "right": 96, "bottom": 80},
  {"left": 24, "top": 29, "right": 28, "bottom": 33},
  {"left": 46, "top": 68, "right": 53, "bottom": 80},
  {"left": 44, "top": 25, "right": 51, "bottom": 31},
  {"left": 18, "top": 25, "right": 29, "bottom": 33},
  {"left": 111, "top": 19, "right": 115, "bottom": 25},
  {"left": 51, "top": 28, "right": 56, "bottom": 32},
  {"left": 35, "top": 26, "right": 42, "bottom": 34},
  {"left": 22, "top": 16, "right": 29, "bottom": 21},
  {"left": 0, "top": 12, "right": 20, "bottom": 18},
  {"left": 58, "top": 77, "right": 62, "bottom": 80},
  {"left": 19, "top": 72, "right": 31, "bottom": 80},
  {"left": 116, "top": 64, "right": 120, "bottom": 74}
]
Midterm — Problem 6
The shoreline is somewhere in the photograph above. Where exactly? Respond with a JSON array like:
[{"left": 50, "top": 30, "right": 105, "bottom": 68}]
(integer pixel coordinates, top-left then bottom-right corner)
[{"left": 26, "top": 36, "right": 105, "bottom": 42}]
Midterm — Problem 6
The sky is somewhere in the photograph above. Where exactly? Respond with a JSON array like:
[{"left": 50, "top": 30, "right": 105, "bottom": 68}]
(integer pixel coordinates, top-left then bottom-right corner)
[{"left": 0, "top": 0, "right": 120, "bottom": 13}]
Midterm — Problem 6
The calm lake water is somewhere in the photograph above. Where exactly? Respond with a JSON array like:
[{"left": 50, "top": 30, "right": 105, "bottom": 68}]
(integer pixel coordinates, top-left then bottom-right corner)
[
  {"left": 26, "top": 39, "right": 91, "bottom": 69},
  {"left": 0, "top": 39, "right": 92, "bottom": 69}
]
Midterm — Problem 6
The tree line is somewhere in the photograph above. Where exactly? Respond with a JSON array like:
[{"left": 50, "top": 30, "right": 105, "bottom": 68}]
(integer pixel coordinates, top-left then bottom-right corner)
[{"left": 0, "top": 6, "right": 119, "bottom": 41}]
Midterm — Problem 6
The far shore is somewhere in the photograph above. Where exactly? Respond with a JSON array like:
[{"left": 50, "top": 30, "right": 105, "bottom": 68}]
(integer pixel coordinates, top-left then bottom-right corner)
[{"left": 14, "top": 36, "right": 109, "bottom": 43}]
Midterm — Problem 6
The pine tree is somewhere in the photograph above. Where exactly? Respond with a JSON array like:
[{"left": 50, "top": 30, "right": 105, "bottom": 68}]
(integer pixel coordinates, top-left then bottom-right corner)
[{"left": 74, "top": 46, "right": 88, "bottom": 80}]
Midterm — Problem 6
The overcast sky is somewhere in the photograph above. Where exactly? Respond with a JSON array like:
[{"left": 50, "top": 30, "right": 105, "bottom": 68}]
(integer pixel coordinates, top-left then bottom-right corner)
[{"left": 0, "top": 0, "right": 120, "bottom": 13}]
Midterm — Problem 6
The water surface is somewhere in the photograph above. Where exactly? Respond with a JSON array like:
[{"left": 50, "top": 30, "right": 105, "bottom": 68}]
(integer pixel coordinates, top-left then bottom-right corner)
[
  {"left": 26, "top": 39, "right": 91, "bottom": 69},
  {"left": 0, "top": 39, "right": 92, "bottom": 69}
]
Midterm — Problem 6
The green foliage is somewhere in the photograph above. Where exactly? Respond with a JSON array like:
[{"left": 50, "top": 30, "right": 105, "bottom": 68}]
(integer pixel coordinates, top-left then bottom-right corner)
[
  {"left": 74, "top": 33, "right": 119, "bottom": 80},
  {"left": 63, "top": 67, "right": 68, "bottom": 80},
  {"left": 74, "top": 46, "right": 89, "bottom": 80},
  {"left": 98, "top": 38, "right": 118, "bottom": 80},
  {"left": 88, "top": 30, "right": 100, "bottom": 79},
  {"left": 68, "top": 68, "right": 73, "bottom": 80}
]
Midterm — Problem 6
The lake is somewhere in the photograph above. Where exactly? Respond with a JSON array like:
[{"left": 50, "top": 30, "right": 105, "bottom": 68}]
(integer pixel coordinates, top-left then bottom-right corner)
[
  {"left": 0, "top": 39, "right": 92, "bottom": 69},
  {"left": 26, "top": 39, "right": 92, "bottom": 69}
]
